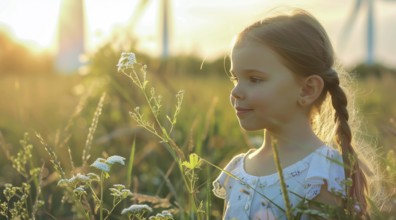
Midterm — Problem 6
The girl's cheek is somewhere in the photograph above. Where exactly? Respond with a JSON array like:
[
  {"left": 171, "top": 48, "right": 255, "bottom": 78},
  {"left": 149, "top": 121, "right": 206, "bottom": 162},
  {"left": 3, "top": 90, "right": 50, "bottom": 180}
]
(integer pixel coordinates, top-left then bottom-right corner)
[{"left": 250, "top": 92, "right": 268, "bottom": 104}]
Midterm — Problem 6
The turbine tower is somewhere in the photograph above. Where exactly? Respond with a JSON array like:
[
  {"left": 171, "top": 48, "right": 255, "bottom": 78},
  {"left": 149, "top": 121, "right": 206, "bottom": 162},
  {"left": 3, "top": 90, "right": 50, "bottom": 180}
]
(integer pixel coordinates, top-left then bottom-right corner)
[
  {"left": 339, "top": 0, "right": 375, "bottom": 65},
  {"left": 56, "top": 0, "right": 85, "bottom": 74},
  {"left": 161, "top": 0, "right": 170, "bottom": 59},
  {"left": 129, "top": 0, "right": 171, "bottom": 59}
]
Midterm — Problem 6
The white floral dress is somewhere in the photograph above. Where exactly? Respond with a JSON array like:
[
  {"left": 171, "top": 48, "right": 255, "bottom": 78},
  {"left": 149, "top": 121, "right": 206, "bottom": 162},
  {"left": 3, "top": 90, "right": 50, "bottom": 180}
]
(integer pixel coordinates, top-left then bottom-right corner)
[{"left": 212, "top": 145, "right": 346, "bottom": 220}]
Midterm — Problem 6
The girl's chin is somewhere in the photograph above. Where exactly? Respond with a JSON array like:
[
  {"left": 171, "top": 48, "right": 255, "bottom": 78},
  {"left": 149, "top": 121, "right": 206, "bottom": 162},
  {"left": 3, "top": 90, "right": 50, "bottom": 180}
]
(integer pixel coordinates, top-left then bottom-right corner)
[{"left": 238, "top": 122, "right": 265, "bottom": 131}]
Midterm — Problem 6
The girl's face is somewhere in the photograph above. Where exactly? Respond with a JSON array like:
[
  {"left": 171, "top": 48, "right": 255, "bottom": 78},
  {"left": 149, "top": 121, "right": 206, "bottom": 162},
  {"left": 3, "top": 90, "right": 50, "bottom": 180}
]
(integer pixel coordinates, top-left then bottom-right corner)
[{"left": 230, "top": 39, "right": 304, "bottom": 131}]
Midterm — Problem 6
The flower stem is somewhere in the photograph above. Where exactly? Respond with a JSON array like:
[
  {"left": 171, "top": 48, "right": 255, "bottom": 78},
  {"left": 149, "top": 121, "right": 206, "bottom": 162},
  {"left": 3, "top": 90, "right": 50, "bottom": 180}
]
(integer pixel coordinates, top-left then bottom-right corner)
[
  {"left": 100, "top": 172, "right": 104, "bottom": 220},
  {"left": 104, "top": 198, "right": 122, "bottom": 220}
]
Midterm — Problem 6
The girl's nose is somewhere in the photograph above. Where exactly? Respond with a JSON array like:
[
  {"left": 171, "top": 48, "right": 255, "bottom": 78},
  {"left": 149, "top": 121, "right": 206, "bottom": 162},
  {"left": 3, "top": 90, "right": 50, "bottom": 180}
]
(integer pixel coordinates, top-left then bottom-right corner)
[{"left": 231, "top": 84, "right": 244, "bottom": 100}]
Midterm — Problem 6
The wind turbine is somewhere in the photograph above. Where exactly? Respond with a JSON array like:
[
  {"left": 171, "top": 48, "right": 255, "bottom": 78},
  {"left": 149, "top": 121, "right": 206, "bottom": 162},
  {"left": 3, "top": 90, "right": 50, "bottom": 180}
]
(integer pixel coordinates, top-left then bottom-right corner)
[
  {"left": 339, "top": 0, "right": 375, "bottom": 65},
  {"left": 340, "top": 0, "right": 396, "bottom": 65},
  {"left": 128, "top": 0, "right": 175, "bottom": 93},
  {"left": 56, "top": 0, "right": 85, "bottom": 74},
  {"left": 128, "top": 0, "right": 171, "bottom": 59}
]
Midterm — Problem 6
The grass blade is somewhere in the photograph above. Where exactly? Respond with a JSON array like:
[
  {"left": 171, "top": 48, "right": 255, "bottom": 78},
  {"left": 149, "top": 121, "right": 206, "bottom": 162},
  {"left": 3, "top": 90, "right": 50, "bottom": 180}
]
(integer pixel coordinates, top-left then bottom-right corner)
[
  {"left": 82, "top": 92, "right": 106, "bottom": 165},
  {"left": 127, "top": 138, "right": 136, "bottom": 189}
]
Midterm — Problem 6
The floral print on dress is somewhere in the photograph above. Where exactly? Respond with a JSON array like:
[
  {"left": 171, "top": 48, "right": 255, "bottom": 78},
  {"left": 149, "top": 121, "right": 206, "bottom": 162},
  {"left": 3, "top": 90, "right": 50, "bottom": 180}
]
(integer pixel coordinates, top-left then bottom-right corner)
[{"left": 252, "top": 208, "right": 276, "bottom": 220}]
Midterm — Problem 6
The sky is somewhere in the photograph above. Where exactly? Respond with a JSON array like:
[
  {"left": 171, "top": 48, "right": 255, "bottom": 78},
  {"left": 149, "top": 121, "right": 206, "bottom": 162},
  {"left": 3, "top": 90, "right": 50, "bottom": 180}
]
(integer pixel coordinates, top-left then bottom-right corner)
[{"left": 0, "top": 0, "right": 395, "bottom": 67}]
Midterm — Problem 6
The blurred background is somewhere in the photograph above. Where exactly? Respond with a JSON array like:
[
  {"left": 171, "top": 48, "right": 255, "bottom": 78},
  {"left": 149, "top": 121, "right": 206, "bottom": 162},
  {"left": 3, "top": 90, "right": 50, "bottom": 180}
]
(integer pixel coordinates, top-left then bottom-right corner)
[{"left": 0, "top": 0, "right": 396, "bottom": 218}]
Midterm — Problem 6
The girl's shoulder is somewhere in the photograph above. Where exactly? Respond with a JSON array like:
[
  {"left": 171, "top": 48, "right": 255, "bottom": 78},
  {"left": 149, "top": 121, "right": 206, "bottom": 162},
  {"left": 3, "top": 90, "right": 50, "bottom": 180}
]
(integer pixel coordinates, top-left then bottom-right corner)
[
  {"left": 222, "top": 149, "right": 255, "bottom": 171},
  {"left": 309, "top": 145, "right": 344, "bottom": 167},
  {"left": 304, "top": 145, "right": 346, "bottom": 198},
  {"left": 212, "top": 149, "right": 254, "bottom": 199}
]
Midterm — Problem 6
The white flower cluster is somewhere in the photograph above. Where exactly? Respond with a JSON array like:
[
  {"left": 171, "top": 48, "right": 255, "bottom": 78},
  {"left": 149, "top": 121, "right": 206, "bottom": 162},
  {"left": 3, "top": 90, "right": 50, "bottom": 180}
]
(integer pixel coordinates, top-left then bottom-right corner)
[
  {"left": 109, "top": 184, "right": 132, "bottom": 199},
  {"left": 117, "top": 52, "right": 137, "bottom": 72},
  {"left": 90, "top": 155, "right": 126, "bottom": 173},
  {"left": 121, "top": 204, "right": 153, "bottom": 215},
  {"left": 73, "top": 186, "right": 87, "bottom": 196},
  {"left": 106, "top": 155, "right": 126, "bottom": 165},
  {"left": 57, "top": 173, "right": 99, "bottom": 187},
  {"left": 149, "top": 210, "right": 174, "bottom": 220}
]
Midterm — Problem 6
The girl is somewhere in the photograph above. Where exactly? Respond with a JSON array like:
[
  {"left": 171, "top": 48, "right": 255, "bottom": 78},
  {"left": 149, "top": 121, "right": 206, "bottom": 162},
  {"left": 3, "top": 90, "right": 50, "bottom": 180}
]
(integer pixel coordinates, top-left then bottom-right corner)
[{"left": 213, "top": 8, "right": 370, "bottom": 219}]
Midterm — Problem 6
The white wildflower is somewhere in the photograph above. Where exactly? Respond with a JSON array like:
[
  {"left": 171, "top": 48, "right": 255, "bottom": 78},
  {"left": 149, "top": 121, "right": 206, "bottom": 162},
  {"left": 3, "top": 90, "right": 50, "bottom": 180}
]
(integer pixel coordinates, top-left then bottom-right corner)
[
  {"left": 121, "top": 204, "right": 152, "bottom": 215},
  {"left": 90, "top": 159, "right": 110, "bottom": 172},
  {"left": 149, "top": 210, "right": 174, "bottom": 220},
  {"left": 87, "top": 172, "right": 100, "bottom": 181},
  {"left": 106, "top": 155, "right": 125, "bottom": 165},
  {"left": 73, "top": 186, "right": 87, "bottom": 196},
  {"left": 121, "top": 189, "right": 133, "bottom": 197},
  {"left": 57, "top": 179, "right": 69, "bottom": 187},
  {"left": 109, "top": 188, "right": 121, "bottom": 197},
  {"left": 113, "top": 184, "right": 126, "bottom": 190},
  {"left": 69, "top": 173, "right": 90, "bottom": 184},
  {"left": 354, "top": 204, "right": 362, "bottom": 213},
  {"left": 149, "top": 214, "right": 165, "bottom": 219},
  {"left": 161, "top": 210, "right": 173, "bottom": 217},
  {"left": 117, "top": 52, "right": 137, "bottom": 72},
  {"left": 74, "top": 186, "right": 86, "bottom": 192}
]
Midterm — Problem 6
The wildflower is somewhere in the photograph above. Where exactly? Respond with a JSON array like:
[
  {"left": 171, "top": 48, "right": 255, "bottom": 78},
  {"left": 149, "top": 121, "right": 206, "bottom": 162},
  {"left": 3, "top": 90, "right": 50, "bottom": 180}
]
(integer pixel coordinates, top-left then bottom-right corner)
[
  {"left": 149, "top": 210, "right": 174, "bottom": 219},
  {"left": 57, "top": 179, "right": 69, "bottom": 187},
  {"left": 117, "top": 52, "right": 137, "bottom": 72},
  {"left": 106, "top": 155, "right": 125, "bottom": 165},
  {"left": 90, "top": 159, "right": 110, "bottom": 173},
  {"left": 182, "top": 153, "right": 202, "bottom": 170},
  {"left": 73, "top": 186, "right": 87, "bottom": 196},
  {"left": 112, "top": 184, "right": 126, "bottom": 190},
  {"left": 161, "top": 210, "right": 173, "bottom": 217},
  {"left": 121, "top": 189, "right": 133, "bottom": 197},
  {"left": 68, "top": 173, "right": 90, "bottom": 185},
  {"left": 121, "top": 204, "right": 152, "bottom": 215},
  {"left": 354, "top": 204, "right": 362, "bottom": 213},
  {"left": 87, "top": 172, "right": 100, "bottom": 182}
]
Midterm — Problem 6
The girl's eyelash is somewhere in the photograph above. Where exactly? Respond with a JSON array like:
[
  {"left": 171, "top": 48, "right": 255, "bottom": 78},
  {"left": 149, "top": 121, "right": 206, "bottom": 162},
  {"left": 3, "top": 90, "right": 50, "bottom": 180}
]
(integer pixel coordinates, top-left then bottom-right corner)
[
  {"left": 229, "top": 76, "right": 263, "bottom": 84},
  {"left": 249, "top": 77, "right": 263, "bottom": 82}
]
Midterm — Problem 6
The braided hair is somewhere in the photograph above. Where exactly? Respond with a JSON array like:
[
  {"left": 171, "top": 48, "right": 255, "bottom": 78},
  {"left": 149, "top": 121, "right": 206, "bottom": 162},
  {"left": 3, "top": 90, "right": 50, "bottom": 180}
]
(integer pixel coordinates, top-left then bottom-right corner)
[{"left": 324, "top": 68, "right": 368, "bottom": 216}]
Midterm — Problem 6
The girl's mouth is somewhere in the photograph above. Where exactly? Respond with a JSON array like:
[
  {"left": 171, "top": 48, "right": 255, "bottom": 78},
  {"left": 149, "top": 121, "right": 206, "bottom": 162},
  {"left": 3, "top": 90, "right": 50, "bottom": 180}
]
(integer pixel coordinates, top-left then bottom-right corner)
[{"left": 235, "top": 107, "right": 253, "bottom": 116}]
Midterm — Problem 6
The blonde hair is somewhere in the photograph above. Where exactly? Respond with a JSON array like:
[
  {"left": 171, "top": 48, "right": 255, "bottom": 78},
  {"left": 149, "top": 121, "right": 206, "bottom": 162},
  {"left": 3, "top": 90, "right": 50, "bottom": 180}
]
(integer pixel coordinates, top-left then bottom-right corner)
[{"left": 233, "top": 8, "right": 379, "bottom": 217}]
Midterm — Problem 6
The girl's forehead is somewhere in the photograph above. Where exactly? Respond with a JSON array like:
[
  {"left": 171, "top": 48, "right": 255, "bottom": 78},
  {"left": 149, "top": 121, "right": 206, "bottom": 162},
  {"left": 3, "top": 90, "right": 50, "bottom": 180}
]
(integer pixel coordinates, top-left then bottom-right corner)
[
  {"left": 230, "top": 40, "right": 282, "bottom": 70},
  {"left": 232, "top": 40, "right": 274, "bottom": 58}
]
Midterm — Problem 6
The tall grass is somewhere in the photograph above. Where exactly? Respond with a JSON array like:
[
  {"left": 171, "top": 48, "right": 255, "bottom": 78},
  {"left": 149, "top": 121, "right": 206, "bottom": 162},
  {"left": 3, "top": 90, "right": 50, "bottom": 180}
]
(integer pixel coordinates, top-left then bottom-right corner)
[{"left": 0, "top": 52, "right": 396, "bottom": 218}]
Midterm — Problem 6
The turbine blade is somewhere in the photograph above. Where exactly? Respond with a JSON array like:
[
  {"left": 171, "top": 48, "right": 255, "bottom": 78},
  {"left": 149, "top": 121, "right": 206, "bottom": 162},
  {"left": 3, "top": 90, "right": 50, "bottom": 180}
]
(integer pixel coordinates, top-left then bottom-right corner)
[
  {"left": 366, "top": 0, "right": 375, "bottom": 64},
  {"left": 128, "top": 0, "right": 150, "bottom": 30},
  {"left": 338, "top": 0, "right": 364, "bottom": 52},
  {"left": 161, "top": 0, "right": 170, "bottom": 58}
]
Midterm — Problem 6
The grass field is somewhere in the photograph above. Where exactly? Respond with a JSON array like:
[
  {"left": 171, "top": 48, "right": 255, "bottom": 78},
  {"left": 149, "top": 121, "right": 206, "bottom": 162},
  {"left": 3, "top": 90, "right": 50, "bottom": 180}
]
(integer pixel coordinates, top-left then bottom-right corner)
[{"left": 0, "top": 63, "right": 395, "bottom": 218}]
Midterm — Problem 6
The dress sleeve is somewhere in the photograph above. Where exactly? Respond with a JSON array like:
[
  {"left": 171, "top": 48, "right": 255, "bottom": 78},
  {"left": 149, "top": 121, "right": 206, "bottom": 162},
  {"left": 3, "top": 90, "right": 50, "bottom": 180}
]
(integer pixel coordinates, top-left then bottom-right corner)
[
  {"left": 304, "top": 147, "right": 346, "bottom": 200},
  {"left": 212, "top": 154, "right": 244, "bottom": 199}
]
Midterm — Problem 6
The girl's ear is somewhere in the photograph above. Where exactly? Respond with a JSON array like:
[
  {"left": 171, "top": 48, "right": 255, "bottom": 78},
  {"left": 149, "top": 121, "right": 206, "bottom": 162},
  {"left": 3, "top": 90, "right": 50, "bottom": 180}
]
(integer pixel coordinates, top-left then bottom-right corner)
[{"left": 298, "top": 75, "right": 324, "bottom": 106}]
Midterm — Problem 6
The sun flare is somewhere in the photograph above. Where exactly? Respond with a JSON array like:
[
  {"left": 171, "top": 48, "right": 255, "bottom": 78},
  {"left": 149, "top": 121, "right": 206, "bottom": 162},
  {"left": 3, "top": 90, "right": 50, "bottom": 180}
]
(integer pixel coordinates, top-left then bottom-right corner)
[{"left": 0, "top": 0, "right": 61, "bottom": 52}]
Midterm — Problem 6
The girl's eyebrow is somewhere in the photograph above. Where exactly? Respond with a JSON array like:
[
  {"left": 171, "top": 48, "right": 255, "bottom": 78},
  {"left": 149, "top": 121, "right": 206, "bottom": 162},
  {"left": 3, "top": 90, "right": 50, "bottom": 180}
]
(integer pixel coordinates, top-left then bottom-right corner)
[{"left": 230, "top": 68, "right": 268, "bottom": 76}]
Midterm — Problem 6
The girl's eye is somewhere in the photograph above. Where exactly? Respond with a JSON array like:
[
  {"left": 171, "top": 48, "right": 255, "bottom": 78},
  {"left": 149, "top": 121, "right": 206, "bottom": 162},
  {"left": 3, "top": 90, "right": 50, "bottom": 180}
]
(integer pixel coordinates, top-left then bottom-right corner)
[{"left": 249, "top": 77, "right": 263, "bottom": 83}]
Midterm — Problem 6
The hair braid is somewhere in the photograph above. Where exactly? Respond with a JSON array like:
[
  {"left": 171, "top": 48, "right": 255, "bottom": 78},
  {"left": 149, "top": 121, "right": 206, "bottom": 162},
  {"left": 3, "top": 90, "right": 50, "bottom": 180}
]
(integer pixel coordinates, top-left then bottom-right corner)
[{"left": 325, "top": 69, "right": 368, "bottom": 217}]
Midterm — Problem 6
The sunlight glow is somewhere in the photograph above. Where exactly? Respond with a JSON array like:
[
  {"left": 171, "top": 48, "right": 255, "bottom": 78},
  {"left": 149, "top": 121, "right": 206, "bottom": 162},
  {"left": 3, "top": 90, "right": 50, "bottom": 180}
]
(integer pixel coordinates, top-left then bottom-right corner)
[
  {"left": 0, "top": 0, "right": 61, "bottom": 52},
  {"left": 0, "top": 0, "right": 395, "bottom": 66}
]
